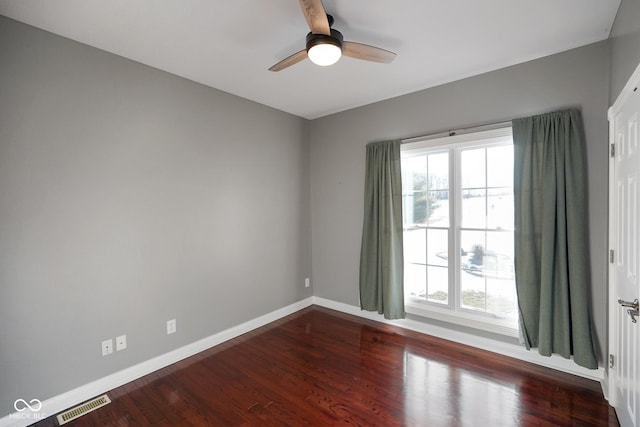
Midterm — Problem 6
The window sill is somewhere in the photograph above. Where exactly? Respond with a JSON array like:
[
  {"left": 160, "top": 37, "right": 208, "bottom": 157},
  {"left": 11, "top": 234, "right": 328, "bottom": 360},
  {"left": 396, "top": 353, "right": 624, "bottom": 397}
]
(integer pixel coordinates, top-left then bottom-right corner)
[{"left": 405, "top": 299, "right": 520, "bottom": 338}]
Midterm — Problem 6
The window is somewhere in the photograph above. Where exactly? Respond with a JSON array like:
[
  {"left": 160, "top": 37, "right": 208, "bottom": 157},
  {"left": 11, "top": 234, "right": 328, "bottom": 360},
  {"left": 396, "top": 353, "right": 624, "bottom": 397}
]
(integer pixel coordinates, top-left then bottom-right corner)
[{"left": 401, "top": 127, "right": 518, "bottom": 335}]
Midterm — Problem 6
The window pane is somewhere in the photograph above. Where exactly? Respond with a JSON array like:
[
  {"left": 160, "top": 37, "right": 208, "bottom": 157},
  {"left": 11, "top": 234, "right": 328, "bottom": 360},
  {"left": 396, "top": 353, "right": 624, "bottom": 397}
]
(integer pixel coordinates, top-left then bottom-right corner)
[
  {"left": 427, "top": 266, "right": 448, "bottom": 304},
  {"left": 427, "top": 228, "right": 448, "bottom": 267},
  {"left": 405, "top": 263, "right": 426, "bottom": 300},
  {"left": 404, "top": 228, "right": 425, "bottom": 265},
  {"left": 486, "top": 277, "right": 518, "bottom": 319},
  {"left": 402, "top": 194, "right": 414, "bottom": 225},
  {"left": 460, "top": 230, "right": 487, "bottom": 312},
  {"left": 460, "top": 269, "right": 486, "bottom": 312},
  {"left": 485, "top": 231, "right": 514, "bottom": 279},
  {"left": 461, "top": 189, "right": 486, "bottom": 229},
  {"left": 460, "top": 230, "right": 485, "bottom": 274},
  {"left": 405, "top": 156, "right": 426, "bottom": 191},
  {"left": 487, "top": 145, "right": 513, "bottom": 188},
  {"left": 427, "top": 190, "right": 449, "bottom": 227},
  {"left": 411, "top": 192, "right": 431, "bottom": 225},
  {"left": 461, "top": 148, "right": 485, "bottom": 188},
  {"left": 401, "top": 158, "right": 410, "bottom": 190},
  {"left": 428, "top": 152, "right": 448, "bottom": 190},
  {"left": 487, "top": 188, "right": 513, "bottom": 230}
]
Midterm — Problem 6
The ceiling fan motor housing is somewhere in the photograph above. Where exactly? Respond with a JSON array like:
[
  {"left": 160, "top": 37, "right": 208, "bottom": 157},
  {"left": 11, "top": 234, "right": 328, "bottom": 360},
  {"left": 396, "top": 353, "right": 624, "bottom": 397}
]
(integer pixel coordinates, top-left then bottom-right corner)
[{"left": 306, "top": 29, "right": 344, "bottom": 53}]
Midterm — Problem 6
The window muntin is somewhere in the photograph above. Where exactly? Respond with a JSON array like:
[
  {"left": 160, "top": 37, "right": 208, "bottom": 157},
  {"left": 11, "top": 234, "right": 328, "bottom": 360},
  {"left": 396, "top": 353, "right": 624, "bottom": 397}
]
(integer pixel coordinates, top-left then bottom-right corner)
[{"left": 401, "top": 128, "right": 517, "bottom": 333}]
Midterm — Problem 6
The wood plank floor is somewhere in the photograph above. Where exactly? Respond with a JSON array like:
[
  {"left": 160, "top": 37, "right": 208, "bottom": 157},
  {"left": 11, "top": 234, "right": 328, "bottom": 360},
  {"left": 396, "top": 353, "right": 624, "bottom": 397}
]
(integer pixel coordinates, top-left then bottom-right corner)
[{"left": 34, "top": 306, "right": 618, "bottom": 426}]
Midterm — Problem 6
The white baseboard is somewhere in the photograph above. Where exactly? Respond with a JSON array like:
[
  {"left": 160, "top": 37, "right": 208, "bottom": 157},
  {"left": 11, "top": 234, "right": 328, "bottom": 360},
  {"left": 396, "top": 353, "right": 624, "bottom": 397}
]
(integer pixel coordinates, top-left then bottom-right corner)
[
  {"left": 0, "top": 297, "right": 315, "bottom": 427},
  {"left": 600, "top": 368, "right": 610, "bottom": 402},
  {"left": 1, "top": 295, "right": 607, "bottom": 427},
  {"left": 311, "top": 297, "right": 605, "bottom": 383}
]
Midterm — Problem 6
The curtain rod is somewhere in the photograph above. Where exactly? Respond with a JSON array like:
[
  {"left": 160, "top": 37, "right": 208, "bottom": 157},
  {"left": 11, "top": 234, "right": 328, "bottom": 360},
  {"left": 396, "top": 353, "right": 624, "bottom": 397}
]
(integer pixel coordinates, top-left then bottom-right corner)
[{"left": 400, "top": 119, "right": 513, "bottom": 144}]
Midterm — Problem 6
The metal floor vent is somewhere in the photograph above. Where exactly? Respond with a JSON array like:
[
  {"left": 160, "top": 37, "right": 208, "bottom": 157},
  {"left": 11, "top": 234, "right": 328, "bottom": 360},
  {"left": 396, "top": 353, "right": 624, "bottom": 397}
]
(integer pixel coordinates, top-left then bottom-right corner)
[{"left": 56, "top": 394, "right": 111, "bottom": 425}]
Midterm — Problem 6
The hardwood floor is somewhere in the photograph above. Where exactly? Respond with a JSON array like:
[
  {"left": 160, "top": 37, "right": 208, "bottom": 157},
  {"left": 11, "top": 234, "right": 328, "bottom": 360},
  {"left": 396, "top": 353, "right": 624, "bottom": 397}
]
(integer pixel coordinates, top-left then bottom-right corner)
[{"left": 33, "top": 306, "right": 618, "bottom": 426}]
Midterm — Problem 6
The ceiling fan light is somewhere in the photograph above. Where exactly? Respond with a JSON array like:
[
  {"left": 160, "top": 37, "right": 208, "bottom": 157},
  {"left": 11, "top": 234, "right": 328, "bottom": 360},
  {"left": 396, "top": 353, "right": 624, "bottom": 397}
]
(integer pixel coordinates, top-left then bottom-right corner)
[
  {"left": 306, "top": 30, "right": 344, "bottom": 67},
  {"left": 308, "top": 43, "right": 342, "bottom": 66}
]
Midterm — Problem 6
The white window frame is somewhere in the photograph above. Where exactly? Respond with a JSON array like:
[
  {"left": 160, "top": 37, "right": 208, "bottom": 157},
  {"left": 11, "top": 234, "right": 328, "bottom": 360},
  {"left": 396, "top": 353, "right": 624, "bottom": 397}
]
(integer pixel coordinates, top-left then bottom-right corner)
[{"left": 401, "top": 127, "right": 519, "bottom": 337}]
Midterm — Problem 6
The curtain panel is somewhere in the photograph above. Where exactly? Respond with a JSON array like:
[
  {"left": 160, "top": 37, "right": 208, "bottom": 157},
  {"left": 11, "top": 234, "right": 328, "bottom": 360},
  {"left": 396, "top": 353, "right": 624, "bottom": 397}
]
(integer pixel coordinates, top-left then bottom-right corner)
[
  {"left": 359, "top": 140, "right": 405, "bottom": 319},
  {"left": 512, "top": 109, "right": 597, "bottom": 369}
]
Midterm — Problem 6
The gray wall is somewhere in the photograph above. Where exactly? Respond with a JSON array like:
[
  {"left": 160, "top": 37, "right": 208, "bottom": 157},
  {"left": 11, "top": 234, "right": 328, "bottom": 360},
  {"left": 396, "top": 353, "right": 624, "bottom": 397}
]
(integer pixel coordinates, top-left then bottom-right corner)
[
  {"left": 309, "top": 42, "right": 610, "bottom": 364},
  {"left": 0, "top": 16, "right": 311, "bottom": 417},
  {"left": 609, "top": 0, "right": 640, "bottom": 103}
]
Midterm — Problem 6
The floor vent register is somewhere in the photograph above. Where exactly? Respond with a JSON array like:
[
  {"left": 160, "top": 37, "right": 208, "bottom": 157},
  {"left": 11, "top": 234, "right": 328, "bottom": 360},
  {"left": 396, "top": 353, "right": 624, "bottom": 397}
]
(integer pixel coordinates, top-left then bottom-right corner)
[{"left": 56, "top": 394, "right": 111, "bottom": 425}]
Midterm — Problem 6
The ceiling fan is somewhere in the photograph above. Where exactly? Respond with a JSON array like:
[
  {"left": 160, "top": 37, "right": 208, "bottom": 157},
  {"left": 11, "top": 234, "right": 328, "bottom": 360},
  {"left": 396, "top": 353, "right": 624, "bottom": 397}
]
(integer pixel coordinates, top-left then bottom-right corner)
[{"left": 269, "top": 0, "right": 396, "bottom": 71}]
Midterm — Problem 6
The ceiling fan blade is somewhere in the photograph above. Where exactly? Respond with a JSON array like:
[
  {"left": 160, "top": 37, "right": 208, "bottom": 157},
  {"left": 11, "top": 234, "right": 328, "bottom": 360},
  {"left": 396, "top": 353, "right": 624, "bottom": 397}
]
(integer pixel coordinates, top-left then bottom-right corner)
[
  {"left": 342, "top": 42, "right": 396, "bottom": 64},
  {"left": 268, "top": 50, "right": 308, "bottom": 72},
  {"left": 298, "top": 0, "right": 330, "bottom": 35}
]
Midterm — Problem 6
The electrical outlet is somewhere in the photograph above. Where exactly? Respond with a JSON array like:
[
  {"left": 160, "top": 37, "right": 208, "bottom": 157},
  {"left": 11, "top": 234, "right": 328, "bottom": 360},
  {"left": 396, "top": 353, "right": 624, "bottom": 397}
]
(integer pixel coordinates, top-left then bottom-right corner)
[
  {"left": 167, "top": 319, "right": 176, "bottom": 335},
  {"left": 304, "top": 277, "right": 311, "bottom": 288},
  {"left": 116, "top": 335, "right": 127, "bottom": 351},
  {"left": 101, "top": 339, "right": 113, "bottom": 356}
]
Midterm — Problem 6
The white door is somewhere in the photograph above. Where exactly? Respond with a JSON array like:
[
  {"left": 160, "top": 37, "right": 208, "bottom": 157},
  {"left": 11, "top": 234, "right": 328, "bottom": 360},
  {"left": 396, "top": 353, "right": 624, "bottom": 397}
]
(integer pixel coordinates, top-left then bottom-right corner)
[{"left": 609, "top": 68, "right": 640, "bottom": 427}]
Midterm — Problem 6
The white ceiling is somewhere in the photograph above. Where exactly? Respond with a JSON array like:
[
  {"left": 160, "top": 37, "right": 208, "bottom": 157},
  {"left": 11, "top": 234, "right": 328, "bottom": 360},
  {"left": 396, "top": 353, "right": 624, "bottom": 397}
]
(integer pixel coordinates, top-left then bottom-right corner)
[{"left": 0, "top": 0, "right": 621, "bottom": 119}]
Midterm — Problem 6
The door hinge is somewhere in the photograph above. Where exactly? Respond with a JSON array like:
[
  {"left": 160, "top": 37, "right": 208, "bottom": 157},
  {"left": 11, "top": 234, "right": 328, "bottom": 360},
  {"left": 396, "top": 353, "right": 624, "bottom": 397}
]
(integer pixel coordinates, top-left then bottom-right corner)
[
  {"left": 609, "top": 354, "right": 615, "bottom": 368},
  {"left": 610, "top": 250, "right": 615, "bottom": 264},
  {"left": 611, "top": 143, "right": 615, "bottom": 158}
]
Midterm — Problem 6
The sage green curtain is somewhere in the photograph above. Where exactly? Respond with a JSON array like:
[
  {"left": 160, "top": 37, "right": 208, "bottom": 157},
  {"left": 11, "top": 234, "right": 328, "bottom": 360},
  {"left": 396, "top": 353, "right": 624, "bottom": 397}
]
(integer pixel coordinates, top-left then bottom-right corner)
[
  {"left": 512, "top": 109, "right": 597, "bottom": 369},
  {"left": 359, "top": 140, "right": 405, "bottom": 319}
]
